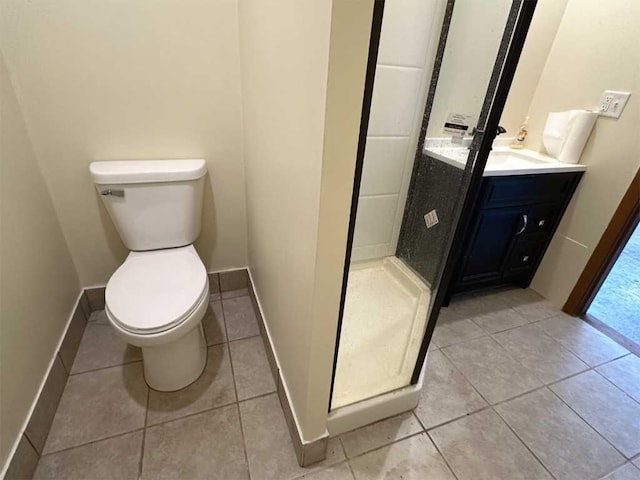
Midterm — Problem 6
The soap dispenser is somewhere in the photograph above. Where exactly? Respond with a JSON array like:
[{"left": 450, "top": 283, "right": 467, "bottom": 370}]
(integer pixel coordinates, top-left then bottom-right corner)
[{"left": 510, "top": 116, "right": 529, "bottom": 150}]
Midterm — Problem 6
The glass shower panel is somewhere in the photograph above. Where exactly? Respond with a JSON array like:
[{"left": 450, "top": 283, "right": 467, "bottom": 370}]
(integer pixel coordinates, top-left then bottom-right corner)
[{"left": 332, "top": 0, "right": 526, "bottom": 411}]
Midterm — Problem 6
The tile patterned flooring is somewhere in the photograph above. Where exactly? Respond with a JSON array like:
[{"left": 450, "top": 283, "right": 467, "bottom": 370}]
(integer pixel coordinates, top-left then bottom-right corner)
[{"left": 34, "top": 288, "right": 640, "bottom": 479}]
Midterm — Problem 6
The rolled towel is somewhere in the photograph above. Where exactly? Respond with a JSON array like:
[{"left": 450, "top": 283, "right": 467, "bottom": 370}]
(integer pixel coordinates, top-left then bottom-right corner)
[{"left": 542, "top": 110, "right": 598, "bottom": 164}]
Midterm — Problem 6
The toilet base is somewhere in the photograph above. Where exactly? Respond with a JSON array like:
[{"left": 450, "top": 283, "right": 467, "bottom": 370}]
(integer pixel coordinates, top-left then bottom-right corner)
[{"left": 142, "top": 322, "right": 207, "bottom": 391}]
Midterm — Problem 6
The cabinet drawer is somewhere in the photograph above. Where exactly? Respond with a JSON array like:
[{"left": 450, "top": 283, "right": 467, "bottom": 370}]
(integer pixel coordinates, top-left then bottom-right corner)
[
  {"left": 525, "top": 203, "right": 563, "bottom": 236},
  {"left": 481, "top": 173, "right": 579, "bottom": 208},
  {"left": 504, "top": 237, "right": 547, "bottom": 276}
]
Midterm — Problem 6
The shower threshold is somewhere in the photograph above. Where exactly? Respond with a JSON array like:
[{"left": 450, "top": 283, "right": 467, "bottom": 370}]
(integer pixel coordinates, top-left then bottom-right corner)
[{"left": 332, "top": 256, "right": 431, "bottom": 410}]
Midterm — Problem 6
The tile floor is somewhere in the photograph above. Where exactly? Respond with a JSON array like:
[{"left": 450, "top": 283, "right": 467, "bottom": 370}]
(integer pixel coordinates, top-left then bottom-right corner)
[{"left": 34, "top": 287, "right": 640, "bottom": 480}]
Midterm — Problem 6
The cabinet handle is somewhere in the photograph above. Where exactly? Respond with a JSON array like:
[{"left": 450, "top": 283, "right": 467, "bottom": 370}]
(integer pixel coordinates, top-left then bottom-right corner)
[{"left": 516, "top": 214, "right": 528, "bottom": 235}]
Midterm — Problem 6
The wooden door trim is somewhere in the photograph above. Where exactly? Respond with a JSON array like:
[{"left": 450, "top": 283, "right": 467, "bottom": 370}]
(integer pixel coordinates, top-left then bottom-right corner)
[{"left": 563, "top": 169, "right": 640, "bottom": 315}]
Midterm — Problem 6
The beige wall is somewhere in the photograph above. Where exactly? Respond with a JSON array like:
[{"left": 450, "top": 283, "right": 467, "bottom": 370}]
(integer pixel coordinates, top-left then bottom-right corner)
[
  {"left": 528, "top": 0, "right": 640, "bottom": 306},
  {"left": 0, "top": 54, "right": 80, "bottom": 471},
  {"left": 500, "top": 0, "right": 568, "bottom": 135},
  {"left": 239, "top": 0, "right": 372, "bottom": 441},
  {"left": 0, "top": 0, "right": 248, "bottom": 287},
  {"left": 307, "top": 0, "right": 373, "bottom": 436}
]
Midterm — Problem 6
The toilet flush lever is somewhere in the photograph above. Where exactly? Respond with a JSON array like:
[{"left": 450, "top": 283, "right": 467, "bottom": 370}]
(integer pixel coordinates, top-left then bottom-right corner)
[{"left": 100, "top": 189, "right": 124, "bottom": 197}]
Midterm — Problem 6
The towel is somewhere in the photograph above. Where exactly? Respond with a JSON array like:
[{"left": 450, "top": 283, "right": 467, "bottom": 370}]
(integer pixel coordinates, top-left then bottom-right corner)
[{"left": 542, "top": 110, "right": 598, "bottom": 164}]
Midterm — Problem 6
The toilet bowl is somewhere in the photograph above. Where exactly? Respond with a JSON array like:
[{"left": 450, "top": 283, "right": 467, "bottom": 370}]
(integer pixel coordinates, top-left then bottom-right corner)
[
  {"left": 105, "top": 245, "right": 209, "bottom": 391},
  {"left": 90, "top": 159, "right": 209, "bottom": 391}
]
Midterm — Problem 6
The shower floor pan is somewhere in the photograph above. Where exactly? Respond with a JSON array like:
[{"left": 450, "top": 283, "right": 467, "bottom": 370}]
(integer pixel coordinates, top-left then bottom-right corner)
[{"left": 332, "top": 256, "right": 430, "bottom": 411}]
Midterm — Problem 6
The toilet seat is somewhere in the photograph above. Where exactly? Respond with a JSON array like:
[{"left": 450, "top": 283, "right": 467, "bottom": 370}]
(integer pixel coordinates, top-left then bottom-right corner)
[{"left": 105, "top": 245, "right": 208, "bottom": 335}]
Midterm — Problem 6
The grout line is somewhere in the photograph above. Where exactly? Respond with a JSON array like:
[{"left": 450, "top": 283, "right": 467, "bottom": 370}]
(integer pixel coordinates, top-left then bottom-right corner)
[
  {"left": 144, "top": 400, "right": 239, "bottom": 430},
  {"left": 227, "top": 334, "right": 262, "bottom": 345},
  {"left": 420, "top": 405, "right": 493, "bottom": 434},
  {"left": 138, "top": 384, "right": 150, "bottom": 480},
  {"left": 57, "top": 352, "right": 70, "bottom": 376},
  {"left": 490, "top": 403, "right": 559, "bottom": 480},
  {"left": 424, "top": 430, "right": 461, "bottom": 480},
  {"left": 223, "top": 308, "right": 252, "bottom": 479},
  {"left": 342, "top": 431, "right": 425, "bottom": 463},
  {"left": 223, "top": 332, "right": 251, "bottom": 478},
  {"left": 23, "top": 433, "right": 39, "bottom": 458},
  {"left": 596, "top": 462, "right": 640, "bottom": 480},
  {"left": 40, "top": 428, "right": 146, "bottom": 457},
  {"left": 68, "top": 359, "right": 144, "bottom": 377},
  {"left": 438, "top": 347, "right": 493, "bottom": 406},
  {"left": 237, "top": 390, "right": 277, "bottom": 405},
  {"left": 345, "top": 458, "right": 357, "bottom": 480},
  {"left": 234, "top": 403, "right": 252, "bottom": 480},
  {"left": 546, "top": 384, "right": 635, "bottom": 461}
]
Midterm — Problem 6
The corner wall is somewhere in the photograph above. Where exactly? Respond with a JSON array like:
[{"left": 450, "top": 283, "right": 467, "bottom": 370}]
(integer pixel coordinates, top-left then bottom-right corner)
[
  {"left": 525, "top": 0, "right": 640, "bottom": 306},
  {"left": 0, "top": 0, "right": 248, "bottom": 287},
  {"left": 0, "top": 54, "right": 80, "bottom": 474},
  {"left": 239, "top": 0, "right": 372, "bottom": 442},
  {"left": 499, "top": 0, "right": 569, "bottom": 135}
]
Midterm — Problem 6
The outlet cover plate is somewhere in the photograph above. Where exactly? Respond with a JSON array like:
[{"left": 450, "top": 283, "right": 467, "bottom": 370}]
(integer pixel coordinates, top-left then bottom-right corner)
[{"left": 597, "top": 90, "right": 631, "bottom": 118}]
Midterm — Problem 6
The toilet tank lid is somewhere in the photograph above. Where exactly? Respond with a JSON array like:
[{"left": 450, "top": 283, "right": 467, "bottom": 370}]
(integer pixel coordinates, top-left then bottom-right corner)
[{"left": 89, "top": 159, "right": 207, "bottom": 184}]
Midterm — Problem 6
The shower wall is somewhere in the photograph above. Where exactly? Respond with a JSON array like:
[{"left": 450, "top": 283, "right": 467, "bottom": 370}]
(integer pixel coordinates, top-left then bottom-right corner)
[{"left": 351, "top": 0, "right": 442, "bottom": 261}]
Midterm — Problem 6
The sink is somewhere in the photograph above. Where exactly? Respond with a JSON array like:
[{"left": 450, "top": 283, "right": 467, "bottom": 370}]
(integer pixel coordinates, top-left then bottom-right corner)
[
  {"left": 423, "top": 142, "right": 587, "bottom": 176},
  {"left": 484, "top": 148, "right": 587, "bottom": 176}
]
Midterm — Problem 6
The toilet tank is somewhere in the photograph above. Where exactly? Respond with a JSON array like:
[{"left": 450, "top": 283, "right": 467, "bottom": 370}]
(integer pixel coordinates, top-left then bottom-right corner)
[{"left": 89, "top": 159, "right": 207, "bottom": 251}]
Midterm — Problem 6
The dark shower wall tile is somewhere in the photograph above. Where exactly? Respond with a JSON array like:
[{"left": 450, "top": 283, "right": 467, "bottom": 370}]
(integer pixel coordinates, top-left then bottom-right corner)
[{"left": 397, "top": 154, "right": 465, "bottom": 285}]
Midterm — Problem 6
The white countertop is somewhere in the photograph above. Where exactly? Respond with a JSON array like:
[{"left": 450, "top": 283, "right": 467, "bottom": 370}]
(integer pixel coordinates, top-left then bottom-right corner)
[{"left": 423, "top": 140, "right": 587, "bottom": 176}]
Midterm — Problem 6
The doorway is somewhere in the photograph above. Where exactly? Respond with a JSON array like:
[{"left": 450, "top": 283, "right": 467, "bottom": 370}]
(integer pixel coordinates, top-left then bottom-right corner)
[
  {"left": 564, "top": 169, "right": 640, "bottom": 355},
  {"left": 587, "top": 223, "right": 640, "bottom": 349}
]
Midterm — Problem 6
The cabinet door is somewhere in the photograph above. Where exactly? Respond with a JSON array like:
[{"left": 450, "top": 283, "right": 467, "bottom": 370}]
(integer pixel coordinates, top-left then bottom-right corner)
[{"left": 459, "top": 206, "right": 527, "bottom": 284}]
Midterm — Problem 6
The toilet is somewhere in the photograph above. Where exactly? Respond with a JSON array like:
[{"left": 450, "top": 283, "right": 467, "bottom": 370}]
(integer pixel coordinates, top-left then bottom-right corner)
[{"left": 89, "top": 159, "right": 209, "bottom": 391}]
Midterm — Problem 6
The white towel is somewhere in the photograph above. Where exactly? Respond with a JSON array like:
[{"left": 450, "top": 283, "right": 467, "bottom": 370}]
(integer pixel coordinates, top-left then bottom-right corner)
[{"left": 542, "top": 110, "right": 598, "bottom": 164}]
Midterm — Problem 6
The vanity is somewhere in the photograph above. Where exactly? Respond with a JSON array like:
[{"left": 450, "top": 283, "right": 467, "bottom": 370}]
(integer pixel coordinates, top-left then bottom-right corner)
[{"left": 396, "top": 144, "right": 585, "bottom": 300}]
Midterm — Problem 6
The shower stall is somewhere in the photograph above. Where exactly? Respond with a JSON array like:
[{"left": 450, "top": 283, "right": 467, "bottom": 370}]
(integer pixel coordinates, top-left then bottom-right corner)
[{"left": 328, "top": 0, "right": 537, "bottom": 434}]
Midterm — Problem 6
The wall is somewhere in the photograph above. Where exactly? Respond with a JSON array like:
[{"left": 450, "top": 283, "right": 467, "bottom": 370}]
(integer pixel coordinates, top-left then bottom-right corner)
[
  {"left": 528, "top": 0, "right": 640, "bottom": 306},
  {"left": 352, "top": 0, "right": 441, "bottom": 261},
  {"left": 0, "top": 54, "right": 80, "bottom": 473},
  {"left": 239, "top": 0, "right": 372, "bottom": 442},
  {"left": 499, "top": 0, "right": 569, "bottom": 135},
  {"left": 0, "top": 0, "right": 247, "bottom": 287}
]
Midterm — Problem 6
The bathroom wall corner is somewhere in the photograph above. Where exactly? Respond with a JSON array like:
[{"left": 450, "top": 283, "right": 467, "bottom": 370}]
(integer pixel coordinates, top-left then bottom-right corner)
[
  {"left": 24, "top": 356, "right": 67, "bottom": 454},
  {"left": 247, "top": 270, "right": 328, "bottom": 466},
  {"left": 57, "top": 301, "right": 88, "bottom": 372},
  {"left": 247, "top": 277, "right": 279, "bottom": 386},
  {"left": 277, "top": 376, "right": 329, "bottom": 467},
  {"left": 85, "top": 287, "right": 106, "bottom": 312}
]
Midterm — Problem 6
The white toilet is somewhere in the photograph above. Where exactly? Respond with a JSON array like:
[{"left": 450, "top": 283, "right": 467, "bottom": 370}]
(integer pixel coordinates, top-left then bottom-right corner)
[{"left": 89, "top": 159, "right": 209, "bottom": 391}]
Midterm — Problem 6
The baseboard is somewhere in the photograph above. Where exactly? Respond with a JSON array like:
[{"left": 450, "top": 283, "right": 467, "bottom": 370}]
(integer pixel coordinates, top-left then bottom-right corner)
[
  {"left": 246, "top": 269, "right": 329, "bottom": 467},
  {"left": 5, "top": 266, "right": 310, "bottom": 477},
  {"left": 4, "top": 290, "right": 89, "bottom": 480}
]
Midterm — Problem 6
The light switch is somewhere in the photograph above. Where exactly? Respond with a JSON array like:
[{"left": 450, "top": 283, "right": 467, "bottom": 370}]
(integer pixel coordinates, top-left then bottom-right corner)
[{"left": 597, "top": 90, "right": 631, "bottom": 118}]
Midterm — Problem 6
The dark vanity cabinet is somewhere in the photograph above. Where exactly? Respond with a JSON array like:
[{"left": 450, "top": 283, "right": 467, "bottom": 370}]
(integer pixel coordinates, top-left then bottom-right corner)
[{"left": 446, "top": 172, "right": 583, "bottom": 298}]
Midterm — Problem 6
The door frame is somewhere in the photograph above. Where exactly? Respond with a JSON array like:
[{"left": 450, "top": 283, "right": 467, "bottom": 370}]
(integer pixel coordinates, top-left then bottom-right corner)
[
  {"left": 328, "top": 0, "right": 386, "bottom": 411},
  {"left": 410, "top": 0, "right": 538, "bottom": 383},
  {"left": 563, "top": 169, "right": 640, "bottom": 316}
]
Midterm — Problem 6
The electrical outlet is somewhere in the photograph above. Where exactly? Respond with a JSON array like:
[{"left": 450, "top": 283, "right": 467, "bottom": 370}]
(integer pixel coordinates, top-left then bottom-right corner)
[
  {"left": 597, "top": 90, "right": 631, "bottom": 118},
  {"left": 424, "top": 210, "right": 439, "bottom": 228}
]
